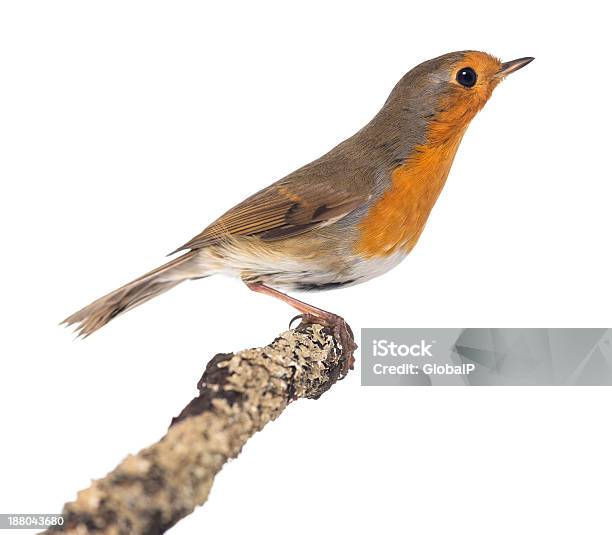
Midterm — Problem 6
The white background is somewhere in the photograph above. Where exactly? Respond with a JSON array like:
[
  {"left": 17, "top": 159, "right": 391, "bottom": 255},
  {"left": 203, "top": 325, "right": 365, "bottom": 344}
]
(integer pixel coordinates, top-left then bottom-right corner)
[{"left": 1, "top": 1, "right": 611, "bottom": 534}]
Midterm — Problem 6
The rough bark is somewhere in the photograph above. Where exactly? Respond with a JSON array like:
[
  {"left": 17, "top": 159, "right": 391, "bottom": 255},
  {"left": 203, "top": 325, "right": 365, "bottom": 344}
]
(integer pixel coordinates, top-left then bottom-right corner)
[{"left": 43, "top": 322, "right": 351, "bottom": 535}]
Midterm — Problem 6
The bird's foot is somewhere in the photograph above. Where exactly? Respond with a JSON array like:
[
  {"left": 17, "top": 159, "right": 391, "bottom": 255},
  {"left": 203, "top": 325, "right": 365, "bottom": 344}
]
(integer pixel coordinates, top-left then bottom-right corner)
[{"left": 245, "top": 282, "right": 356, "bottom": 377}]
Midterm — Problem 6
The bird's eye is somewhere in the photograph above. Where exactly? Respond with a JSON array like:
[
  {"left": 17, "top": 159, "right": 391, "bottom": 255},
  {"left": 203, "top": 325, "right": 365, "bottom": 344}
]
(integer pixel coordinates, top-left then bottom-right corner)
[{"left": 456, "top": 67, "right": 477, "bottom": 88}]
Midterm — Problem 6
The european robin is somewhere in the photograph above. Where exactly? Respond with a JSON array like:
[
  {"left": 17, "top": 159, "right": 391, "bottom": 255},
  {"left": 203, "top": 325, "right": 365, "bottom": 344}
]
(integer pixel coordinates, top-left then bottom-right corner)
[{"left": 63, "top": 51, "right": 533, "bottom": 369}]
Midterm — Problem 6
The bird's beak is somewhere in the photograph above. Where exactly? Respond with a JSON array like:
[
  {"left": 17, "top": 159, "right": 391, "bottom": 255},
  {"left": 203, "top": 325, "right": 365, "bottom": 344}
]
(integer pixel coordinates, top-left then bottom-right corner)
[{"left": 497, "top": 57, "right": 535, "bottom": 77}]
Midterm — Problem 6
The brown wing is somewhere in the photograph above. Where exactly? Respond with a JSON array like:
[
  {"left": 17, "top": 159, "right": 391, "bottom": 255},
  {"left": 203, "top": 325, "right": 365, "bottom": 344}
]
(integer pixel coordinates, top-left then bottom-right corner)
[{"left": 171, "top": 177, "right": 368, "bottom": 253}]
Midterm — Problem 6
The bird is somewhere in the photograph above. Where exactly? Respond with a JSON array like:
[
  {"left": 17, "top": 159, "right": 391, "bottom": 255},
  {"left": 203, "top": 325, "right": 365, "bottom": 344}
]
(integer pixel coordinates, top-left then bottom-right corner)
[{"left": 63, "top": 50, "right": 533, "bottom": 369}]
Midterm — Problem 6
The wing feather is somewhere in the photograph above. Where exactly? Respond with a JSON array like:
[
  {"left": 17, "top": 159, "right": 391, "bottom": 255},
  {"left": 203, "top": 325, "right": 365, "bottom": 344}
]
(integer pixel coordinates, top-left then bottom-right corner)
[{"left": 171, "top": 178, "right": 368, "bottom": 253}]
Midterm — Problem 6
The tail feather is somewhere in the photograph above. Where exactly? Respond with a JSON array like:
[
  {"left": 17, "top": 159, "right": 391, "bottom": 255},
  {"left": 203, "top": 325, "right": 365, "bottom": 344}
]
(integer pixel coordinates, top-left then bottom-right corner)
[{"left": 62, "top": 251, "right": 200, "bottom": 337}]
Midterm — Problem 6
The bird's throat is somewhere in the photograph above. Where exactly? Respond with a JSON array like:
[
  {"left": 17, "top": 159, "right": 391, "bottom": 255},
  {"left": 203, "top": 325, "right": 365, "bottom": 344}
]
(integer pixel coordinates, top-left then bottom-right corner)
[{"left": 355, "top": 127, "right": 466, "bottom": 258}]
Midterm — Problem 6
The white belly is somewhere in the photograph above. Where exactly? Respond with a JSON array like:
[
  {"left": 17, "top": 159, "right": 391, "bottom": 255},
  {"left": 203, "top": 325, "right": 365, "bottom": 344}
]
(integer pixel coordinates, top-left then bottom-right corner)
[{"left": 195, "top": 240, "right": 407, "bottom": 291}]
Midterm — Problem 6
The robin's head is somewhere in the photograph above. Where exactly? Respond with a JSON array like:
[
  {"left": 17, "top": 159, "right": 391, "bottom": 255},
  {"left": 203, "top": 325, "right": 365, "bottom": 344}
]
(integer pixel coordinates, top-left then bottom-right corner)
[
  {"left": 382, "top": 51, "right": 533, "bottom": 146},
  {"left": 434, "top": 51, "right": 533, "bottom": 121}
]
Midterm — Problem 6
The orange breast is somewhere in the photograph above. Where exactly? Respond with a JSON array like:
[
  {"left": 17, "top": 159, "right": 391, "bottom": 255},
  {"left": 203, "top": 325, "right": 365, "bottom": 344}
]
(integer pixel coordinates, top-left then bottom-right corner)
[
  {"left": 355, "top": 127, "right": 466, "bottom": 257},
  {"left": 355, "top": 51, "right": 500, "bottom": 259}
]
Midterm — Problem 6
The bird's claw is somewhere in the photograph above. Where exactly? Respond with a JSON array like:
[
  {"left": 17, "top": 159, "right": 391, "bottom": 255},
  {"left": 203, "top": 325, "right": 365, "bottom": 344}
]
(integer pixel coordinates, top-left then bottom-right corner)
[{"left": 288, "top": 314, "right": 304, "bottom": 330}]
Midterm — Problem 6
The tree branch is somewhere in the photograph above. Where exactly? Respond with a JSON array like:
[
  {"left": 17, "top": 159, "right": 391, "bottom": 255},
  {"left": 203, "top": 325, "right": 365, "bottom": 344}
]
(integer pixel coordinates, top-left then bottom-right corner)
[{"left": 44, "top": 322, "right": 352, "bottom": 535}]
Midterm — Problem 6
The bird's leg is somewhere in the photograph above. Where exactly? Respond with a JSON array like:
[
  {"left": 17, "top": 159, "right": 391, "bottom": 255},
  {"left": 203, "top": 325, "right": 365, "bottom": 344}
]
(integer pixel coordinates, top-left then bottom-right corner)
[{"left": 245, "top": 282, "right": 357, "bottom": 376}]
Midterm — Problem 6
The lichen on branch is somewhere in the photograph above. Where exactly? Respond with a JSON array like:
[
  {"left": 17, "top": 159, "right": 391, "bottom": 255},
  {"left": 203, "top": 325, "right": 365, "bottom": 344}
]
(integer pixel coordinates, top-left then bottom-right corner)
[{"left": 44, "top": 322, "right": 352, "bottom": 535}]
